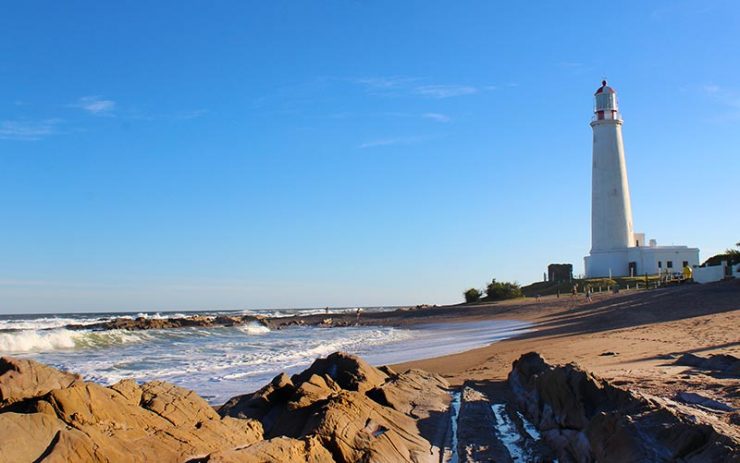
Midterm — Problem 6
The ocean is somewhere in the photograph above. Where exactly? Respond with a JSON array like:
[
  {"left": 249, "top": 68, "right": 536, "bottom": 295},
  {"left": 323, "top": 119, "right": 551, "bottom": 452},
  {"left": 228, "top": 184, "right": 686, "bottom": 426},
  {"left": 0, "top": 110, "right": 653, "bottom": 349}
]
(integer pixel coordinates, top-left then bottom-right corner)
[{"left": 0, "top": 308, "right": 530, "bottom": 404}]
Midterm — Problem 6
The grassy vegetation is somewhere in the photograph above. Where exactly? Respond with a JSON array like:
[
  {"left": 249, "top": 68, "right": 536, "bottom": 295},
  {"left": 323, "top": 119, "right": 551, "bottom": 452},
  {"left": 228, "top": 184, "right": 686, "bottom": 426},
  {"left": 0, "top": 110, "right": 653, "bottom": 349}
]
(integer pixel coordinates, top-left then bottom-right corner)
[{"left": 521, "top": 275, "right": 660, "bottom": 297}]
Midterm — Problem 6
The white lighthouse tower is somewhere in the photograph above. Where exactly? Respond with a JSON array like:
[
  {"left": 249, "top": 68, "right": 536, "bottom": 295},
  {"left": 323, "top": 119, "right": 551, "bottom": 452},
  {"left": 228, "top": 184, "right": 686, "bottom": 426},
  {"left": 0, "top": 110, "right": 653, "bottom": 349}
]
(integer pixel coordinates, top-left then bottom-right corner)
[
  {"left": 584, "top": 81, "right": 699, "bottom": 277},
  {"left": 590, "top": 80, "right": 635, "bottom": 253}
]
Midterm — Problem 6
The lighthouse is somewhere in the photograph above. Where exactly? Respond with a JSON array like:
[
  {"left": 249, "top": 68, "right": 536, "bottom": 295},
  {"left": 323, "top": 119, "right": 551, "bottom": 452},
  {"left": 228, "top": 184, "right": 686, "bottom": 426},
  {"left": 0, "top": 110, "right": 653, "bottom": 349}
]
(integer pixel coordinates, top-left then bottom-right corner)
[
  {"left": 584, "top": 81, "right": 699, "bottom": 277},
  {"left": 590, "top": 80, "right": 635, "bottom": 252}
]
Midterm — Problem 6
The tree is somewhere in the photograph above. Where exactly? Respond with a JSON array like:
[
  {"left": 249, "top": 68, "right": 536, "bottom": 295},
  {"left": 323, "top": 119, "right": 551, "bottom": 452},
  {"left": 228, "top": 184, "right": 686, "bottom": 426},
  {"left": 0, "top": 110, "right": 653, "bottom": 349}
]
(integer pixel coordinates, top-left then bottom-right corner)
[
  {"left": 485, "top": 279, "right": 523, "bottom": 301},
  {"left": 703, "top": 241, "right": 740, "bottom": 267},
  {"left": 464, "top": 288, "right": 482, "bottom": 303}
]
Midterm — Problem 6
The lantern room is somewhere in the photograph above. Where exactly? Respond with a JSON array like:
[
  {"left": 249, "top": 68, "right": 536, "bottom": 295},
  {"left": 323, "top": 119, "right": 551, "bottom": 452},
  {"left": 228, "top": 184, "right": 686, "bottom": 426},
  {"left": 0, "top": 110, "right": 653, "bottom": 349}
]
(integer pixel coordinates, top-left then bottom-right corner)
[{"left": 594, "top": 80, "right": 619, "bottom": 120}]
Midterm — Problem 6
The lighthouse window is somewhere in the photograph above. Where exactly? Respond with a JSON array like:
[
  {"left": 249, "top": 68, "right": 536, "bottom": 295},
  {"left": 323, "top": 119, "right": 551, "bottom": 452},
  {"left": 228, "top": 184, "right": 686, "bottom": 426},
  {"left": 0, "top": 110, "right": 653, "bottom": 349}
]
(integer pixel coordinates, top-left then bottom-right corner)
[
  {"left": 667, "top": 261, "right": 673, "bottom": 269},
  {"left": 683, "top": 261, "right": 689, "bottom": 267},
  {"left": 658, "top": 261, "right": 662, "bottom": 268}
]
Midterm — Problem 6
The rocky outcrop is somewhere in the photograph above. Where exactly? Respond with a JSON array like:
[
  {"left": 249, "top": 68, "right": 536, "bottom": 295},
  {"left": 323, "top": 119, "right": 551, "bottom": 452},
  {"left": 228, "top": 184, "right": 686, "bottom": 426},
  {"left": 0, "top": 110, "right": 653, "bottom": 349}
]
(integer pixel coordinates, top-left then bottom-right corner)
[
  {"left": 0, "top": 357, "right": 263, "bottom": 463},
  {"left": 0, "top": 353, "right": 451, "bottom": 463},
  {"left": 508, "top": 352, "right": 740, "bottom": 463},
  {"left": 0, "top": 356, "right": 82, "bottom": 405},
  {"left": 219, "top": 352, "right": 452, "bottom": 463},
  {"left": 675, "top": 353, "right": 740, "bottom": 377},
  {"left": 67, "top": 314, "right": 267, "bottom": 332}
]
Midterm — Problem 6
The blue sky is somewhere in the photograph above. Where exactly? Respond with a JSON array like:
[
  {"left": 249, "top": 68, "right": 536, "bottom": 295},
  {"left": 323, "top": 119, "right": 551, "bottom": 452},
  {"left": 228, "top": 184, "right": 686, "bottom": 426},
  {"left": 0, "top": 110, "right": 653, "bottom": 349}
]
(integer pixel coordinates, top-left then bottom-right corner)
[{"left": 1, "top": 1, "right": 738, "bottom": 313}]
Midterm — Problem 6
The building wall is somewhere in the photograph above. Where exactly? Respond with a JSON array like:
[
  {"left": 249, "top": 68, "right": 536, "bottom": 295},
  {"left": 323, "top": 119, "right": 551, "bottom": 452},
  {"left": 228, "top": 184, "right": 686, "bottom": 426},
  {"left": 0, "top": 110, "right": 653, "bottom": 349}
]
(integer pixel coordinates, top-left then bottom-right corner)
[
  {"left": 548, "top": 264, "right": 573, "bottom": 282},
  {"left": 694, "top": 262, "right": 740, "bottom": 283},
  {"left": 586, "top": 246, "right": 700, "bottom": 277},
  {"left": 626, "top": 246, "right": 700, "bottom": 276}
]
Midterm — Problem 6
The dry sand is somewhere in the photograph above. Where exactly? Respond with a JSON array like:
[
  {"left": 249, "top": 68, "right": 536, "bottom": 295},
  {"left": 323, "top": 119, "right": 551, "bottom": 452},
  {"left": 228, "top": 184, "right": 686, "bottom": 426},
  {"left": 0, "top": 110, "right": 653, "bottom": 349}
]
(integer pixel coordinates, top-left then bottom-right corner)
[{"left": 392, "top": 280, "right": 740, "bottom": 432}]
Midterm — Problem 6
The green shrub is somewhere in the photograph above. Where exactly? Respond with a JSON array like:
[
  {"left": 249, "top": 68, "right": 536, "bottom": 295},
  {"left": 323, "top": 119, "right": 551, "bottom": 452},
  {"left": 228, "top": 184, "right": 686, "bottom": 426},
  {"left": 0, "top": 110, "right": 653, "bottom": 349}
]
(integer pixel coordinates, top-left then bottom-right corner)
[
  {"left": 484, "top": 279, "right": 523, "bottom": 300},
  {"left": 464, "top": 288, "right": 482, "bottom": 303}
]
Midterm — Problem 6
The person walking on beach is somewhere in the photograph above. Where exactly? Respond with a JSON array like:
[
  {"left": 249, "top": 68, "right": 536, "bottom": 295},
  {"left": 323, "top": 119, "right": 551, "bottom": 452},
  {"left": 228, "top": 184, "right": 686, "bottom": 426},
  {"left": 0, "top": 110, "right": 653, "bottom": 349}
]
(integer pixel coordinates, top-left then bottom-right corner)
[
  {"left": 586, "top": 285, "right": 593, "bottom": 302},
  {"left": 355, "top": 307, "right": 363, "bottom": 324}
]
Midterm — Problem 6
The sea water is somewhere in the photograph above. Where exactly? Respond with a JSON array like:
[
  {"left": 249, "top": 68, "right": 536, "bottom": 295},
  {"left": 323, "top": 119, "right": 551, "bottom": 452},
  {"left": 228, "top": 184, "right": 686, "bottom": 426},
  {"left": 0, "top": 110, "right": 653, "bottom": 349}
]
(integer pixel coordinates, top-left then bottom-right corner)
[{"left": 0, "top": 309, "right": 530, "bottom": 404}]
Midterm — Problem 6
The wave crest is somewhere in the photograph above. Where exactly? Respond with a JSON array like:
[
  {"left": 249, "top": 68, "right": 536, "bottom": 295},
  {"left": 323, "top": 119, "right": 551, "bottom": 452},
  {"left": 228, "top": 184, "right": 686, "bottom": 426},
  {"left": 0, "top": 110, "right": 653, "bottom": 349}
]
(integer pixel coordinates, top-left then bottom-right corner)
[
  {"left": 236, "top": 322, "right": 270, "bottom": 335},
  {"left": 0, "top": 329, "right": 150, "bottom": 354}
]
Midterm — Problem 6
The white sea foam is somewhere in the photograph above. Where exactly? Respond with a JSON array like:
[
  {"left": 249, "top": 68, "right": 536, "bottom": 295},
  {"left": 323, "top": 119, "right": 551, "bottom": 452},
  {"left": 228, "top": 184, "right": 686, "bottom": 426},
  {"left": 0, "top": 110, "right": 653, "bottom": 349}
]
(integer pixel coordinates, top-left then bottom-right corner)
[
  {"left": 0, "top": 317, "right": 100, "bottom": 331},
  {"left": 0, "top": 328, "right": 151, "bottom": 354},
  {"left": 236, "top": 322, "right": 271, "bottom": 335}
]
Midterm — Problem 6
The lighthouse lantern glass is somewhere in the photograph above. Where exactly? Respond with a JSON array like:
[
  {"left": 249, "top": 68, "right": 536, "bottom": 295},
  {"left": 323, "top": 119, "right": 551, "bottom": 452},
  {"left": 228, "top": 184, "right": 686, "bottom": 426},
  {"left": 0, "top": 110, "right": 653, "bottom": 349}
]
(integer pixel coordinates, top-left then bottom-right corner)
[{"left": 595, "top": 93, "right": 618, "bottom": 112}]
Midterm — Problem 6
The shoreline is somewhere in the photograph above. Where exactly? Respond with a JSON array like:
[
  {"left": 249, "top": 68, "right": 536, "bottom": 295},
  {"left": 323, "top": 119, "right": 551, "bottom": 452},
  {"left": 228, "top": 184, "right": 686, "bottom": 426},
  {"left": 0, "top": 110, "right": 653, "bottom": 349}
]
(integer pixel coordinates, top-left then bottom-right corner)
[{"left": 1, "top": 280, "right": 737, "bottom": 460}]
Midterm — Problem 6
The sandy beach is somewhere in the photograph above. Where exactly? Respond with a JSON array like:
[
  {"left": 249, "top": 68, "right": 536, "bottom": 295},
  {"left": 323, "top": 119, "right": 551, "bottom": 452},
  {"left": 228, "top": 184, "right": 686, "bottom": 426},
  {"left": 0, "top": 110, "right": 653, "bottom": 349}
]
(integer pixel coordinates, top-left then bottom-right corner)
[{"left": 394, "top": 280, "right": 740, "bottom": 433}]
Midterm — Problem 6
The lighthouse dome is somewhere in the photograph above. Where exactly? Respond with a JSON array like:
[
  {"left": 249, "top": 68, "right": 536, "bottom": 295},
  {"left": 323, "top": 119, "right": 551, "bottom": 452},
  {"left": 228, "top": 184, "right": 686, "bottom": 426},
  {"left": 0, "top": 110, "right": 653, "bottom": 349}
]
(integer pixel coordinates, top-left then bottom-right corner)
[{"left": 595, "top": 80, "right": 616, "bottom": 95}]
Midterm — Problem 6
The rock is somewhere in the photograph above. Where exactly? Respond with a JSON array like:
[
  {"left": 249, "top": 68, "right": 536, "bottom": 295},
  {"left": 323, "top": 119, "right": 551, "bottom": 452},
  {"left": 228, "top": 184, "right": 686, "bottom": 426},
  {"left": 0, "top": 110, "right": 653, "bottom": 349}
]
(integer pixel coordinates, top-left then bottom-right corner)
[
  {"left": 0, "top": 352, "right": 452, "bottom": 463},
  {"left": 676, "top": 391, "right": 736, "bottom": 412},
  {"left": 291, "top": 351, "right": 388, "bottom": 393},
  {"left": 0, "top": 356, "right": 263, "bottom": 463},
  {"left": 299, "top": 390, "right": 438, "bottom": 463},
  {"left": 219, "top": 372, "right": 296, "bottom": 426},
  {"left": 675, "top": 353, "right": 740, "bottom": 376},
  {"left": 205, "top": 436, "right": 334, "bottom": 463},
  {"left": 508, "top": 352, "right": 740, "bottom": 463},
  {"left": 0, "top": 356, "right": 81, "bottom": 406},
  {"left": 219, "top": 352, "right": 450, "bottom": 463},
  {"left": 0, "top": 412, "right": 98, "bottom": 463}
]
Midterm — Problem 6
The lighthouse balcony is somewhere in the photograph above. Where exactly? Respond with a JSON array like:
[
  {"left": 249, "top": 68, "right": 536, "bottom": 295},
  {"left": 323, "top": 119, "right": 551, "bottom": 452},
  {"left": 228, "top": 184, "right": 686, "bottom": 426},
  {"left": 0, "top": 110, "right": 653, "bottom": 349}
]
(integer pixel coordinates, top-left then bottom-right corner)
[{"left": 591, "top": 111, "right": 622, "bottom": 122}]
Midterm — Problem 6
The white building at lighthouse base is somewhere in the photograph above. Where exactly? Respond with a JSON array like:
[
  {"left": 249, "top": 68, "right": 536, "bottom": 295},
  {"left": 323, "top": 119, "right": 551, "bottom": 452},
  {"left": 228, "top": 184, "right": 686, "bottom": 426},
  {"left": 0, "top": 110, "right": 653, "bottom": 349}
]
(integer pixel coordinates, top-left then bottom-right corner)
[{"left": 585, "top": 241, "right": 699, "bottom": 278}]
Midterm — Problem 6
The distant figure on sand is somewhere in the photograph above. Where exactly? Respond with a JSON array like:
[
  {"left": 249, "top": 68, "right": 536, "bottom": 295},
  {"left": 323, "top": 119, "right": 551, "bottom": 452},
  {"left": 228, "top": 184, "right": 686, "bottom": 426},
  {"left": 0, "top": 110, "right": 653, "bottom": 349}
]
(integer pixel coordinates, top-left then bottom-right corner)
[
  {"left": 586, "top": 285, "right": 593, "bottom": 302},
  {"left": 356, "top": 307, "right": 363, "bottom": 324},
  {"left": 572, "top": 284, "right": 578, "bottom": 297}
]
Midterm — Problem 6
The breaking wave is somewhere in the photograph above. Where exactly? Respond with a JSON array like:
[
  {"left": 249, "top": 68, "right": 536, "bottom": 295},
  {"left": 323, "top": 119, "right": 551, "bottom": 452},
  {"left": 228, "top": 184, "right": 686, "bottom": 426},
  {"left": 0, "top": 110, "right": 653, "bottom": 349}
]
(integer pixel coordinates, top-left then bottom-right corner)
[
  {"left": 0, "top": 329, "right": 151, "bottom": 354},
  {"left": 236, "top": 322, "right": 271, "bottom": 335}
]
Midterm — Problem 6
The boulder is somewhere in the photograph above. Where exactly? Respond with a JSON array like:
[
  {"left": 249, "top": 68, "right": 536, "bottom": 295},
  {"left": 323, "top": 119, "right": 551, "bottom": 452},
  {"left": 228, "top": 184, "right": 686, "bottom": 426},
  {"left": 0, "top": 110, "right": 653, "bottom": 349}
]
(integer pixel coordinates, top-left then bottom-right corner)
[
  {"left": 0, "top": 356, "right": 81, "bottom": 406},
  {"left": 218, "top": 352, "right": 451, "bottom": 463},
  {"left": 291, "top": 352, "right": 388, "bottom": 393},
  {"left": 0, "top": 356, "right": 263, "bottom": 463}
]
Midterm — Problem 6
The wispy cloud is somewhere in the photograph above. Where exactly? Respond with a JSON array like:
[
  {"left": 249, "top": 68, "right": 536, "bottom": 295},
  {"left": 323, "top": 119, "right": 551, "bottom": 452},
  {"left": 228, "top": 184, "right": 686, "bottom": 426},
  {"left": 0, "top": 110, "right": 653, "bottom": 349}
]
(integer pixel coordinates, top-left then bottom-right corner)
[
  {"left": 358, "top": 135, "right": 430, "bottom": 149},
  {"left": 0, "top": 118, "right": 63, "bottom": 141},
  {"left": 414, "top": 84, "right": 478, "bottom": 99},
  {"left": 73, "top": 96, "right": 116, "bottom": 115},
  {"left": 352, "top": 77, "right": 489, "bottom": 99},
  {"left": 701, "top": 83, "right": 740, "bottom": 108},
  {"left": 699, "top": 83, "right": 740, "bottom": 122},
  {"left": 352, "top": 76, "right": 418, "bottom": 90},
  {"left": 422, "top": 112, "right": 451, "bottom": 123}
]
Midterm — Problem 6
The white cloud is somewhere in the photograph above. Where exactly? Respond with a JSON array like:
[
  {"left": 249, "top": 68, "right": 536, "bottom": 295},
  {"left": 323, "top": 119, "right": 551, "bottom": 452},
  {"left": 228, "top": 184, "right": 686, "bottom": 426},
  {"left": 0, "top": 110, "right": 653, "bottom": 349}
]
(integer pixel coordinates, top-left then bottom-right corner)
[
  {"left": 358, "top": 135, "right": 429, "bottom": 149},
  {"left": 74, "top": 96, "right": 116, "bottom": 115},
  {"left": 0, "top": 118, "right": 62, "bottom": 141},
  {"left": 422, "top": 112, "right": 450, "bottom": 123},
  {"left": 353, "top": 76, "right": 417, "bottom": 90},
  {"left": 414, "top": 84, "right": 478, "bottom": 99}
]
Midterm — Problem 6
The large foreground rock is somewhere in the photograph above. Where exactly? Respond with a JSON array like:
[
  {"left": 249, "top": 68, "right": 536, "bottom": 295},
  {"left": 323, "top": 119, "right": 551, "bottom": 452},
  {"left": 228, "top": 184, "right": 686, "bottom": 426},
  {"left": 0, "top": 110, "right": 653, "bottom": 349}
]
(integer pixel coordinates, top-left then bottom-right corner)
[
  {"left": 508, "top": 352, "right": 740, "bottom": 463},
  {"left": 0, "top": 357, "right": 81, "bottom": 405},
  {"left": 0, "top": 353, "right": 451, "bottom": 463},
  {"left": 0, "top": 357, "right": 263, "bottom": 463},
  {"left": 219, "top": 352, "right": 452, "bottom": 463}
]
